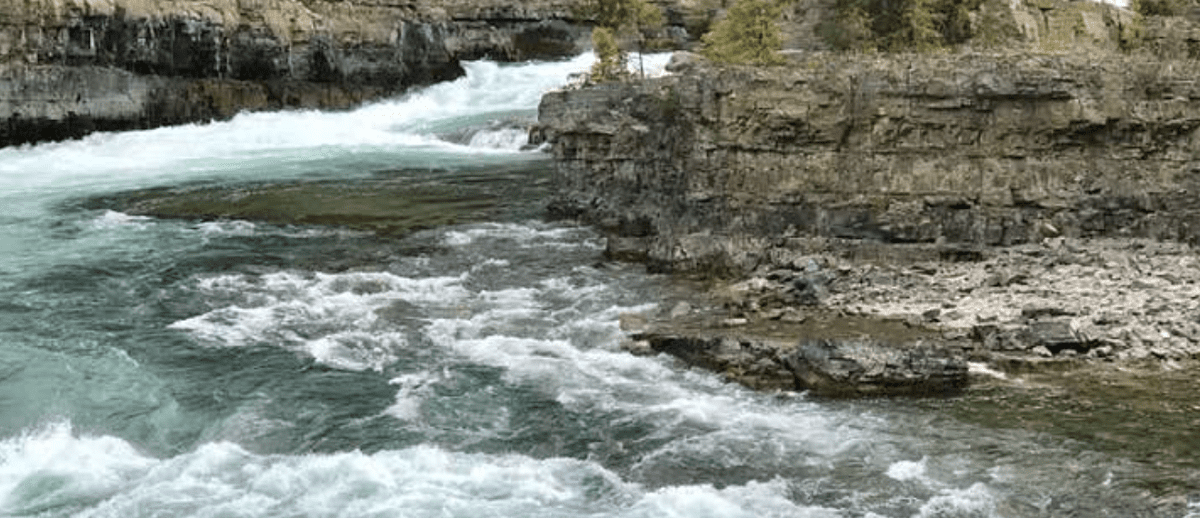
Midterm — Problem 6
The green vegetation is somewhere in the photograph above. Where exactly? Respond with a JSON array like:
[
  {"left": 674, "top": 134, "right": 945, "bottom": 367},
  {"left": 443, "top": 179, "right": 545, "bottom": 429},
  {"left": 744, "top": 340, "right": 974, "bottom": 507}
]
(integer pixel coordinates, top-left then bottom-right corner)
[
  {"left": 701, "top": 0, "right": 787, "bottom": 64},
  {"left": 584, "top": 0, "right": 664, "bottom": 29},
  {"left": 591, "top": 27, "right": 626, "bottom": 81},
  {"left": 1130, "top": 0, "right": 1190, "bottom": 16},
  {"left": 583, "top": 0, "right": 664, "bottom": 81},
  {"left": 819, "top": 0, "right": 986, "bottom": 52}
]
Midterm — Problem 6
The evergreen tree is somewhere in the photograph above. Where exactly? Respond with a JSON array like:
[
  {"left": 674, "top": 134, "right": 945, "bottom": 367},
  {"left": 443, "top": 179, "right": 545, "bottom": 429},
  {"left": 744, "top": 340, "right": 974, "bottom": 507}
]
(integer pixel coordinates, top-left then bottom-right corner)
[
  {"left": 824, "top": 0, "right": 991, "bottom": 51},
  {"left": 897, "top": 0, "right": 941, "bottom": 51},
  {"left": 590, "top": 27, "right": 626, "bottom": 81},
  {"left": 1131, "top": 0, "right": 1189, "bottom": 16},
  {"left": 585, "top": 0, "right": 665, "bottom": 80},
  {"left": 701, "top": 0, "right": 786, "bottom": 65}
]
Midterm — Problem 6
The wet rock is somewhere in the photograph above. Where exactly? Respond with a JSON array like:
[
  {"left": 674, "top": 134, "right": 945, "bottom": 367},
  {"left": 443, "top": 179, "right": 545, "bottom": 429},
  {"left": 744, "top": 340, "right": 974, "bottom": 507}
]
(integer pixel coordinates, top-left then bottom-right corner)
[
  {"left": 1023, "top": 320, "right": 1088, "bottom": 353},
  {"left": 974, "top": 324, "right": 1029, "bottom": 351},
  {"left": 782, "top": 339, "right": 968, "bottom": 397},
  {"left": 606, "top": 235, "right": 651, "bottom": 262},
  {"left": 635, "top": 334, "right": 795, "bottom": 391}
]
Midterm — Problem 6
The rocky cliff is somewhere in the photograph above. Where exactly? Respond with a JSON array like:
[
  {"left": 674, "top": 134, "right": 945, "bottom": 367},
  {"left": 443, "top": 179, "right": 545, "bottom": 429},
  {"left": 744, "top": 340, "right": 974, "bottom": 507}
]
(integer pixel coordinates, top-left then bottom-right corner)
[
  {"left": 534, "top": 3, "right": 1200, "bottom": 385},
  {"left": 0, "top": 0, "right": 634, "bottom": 146},
  {"left": 537, "top": 50, "right": 1200, "bottom": 274}
]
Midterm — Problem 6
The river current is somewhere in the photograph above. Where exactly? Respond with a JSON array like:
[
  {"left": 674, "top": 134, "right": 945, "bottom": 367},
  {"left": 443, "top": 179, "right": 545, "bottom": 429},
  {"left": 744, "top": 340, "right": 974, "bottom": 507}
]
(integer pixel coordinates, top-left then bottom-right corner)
[{"left": 0, "top": 54, "right": 1196, "bottom": 517}]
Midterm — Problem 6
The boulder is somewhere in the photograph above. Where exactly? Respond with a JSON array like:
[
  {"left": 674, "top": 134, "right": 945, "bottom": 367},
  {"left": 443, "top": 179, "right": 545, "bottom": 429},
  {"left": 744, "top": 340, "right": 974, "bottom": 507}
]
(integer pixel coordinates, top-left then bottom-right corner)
[
  {"left": 637, "top": 333, "right": 795, "bottom": 391},
  {"left": 783, "top": 339, "right": 968, "bottom": 397}
]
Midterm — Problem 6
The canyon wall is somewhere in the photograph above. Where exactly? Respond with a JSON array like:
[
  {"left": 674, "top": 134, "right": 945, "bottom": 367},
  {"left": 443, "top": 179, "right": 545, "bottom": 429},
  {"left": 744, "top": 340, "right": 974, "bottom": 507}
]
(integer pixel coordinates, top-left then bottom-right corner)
[
  {"left": 0, "top": 0, "right": 607, "bottom": 146},
  {"left": 536, "top": 50, "right": 1200, "bottom": 274}
]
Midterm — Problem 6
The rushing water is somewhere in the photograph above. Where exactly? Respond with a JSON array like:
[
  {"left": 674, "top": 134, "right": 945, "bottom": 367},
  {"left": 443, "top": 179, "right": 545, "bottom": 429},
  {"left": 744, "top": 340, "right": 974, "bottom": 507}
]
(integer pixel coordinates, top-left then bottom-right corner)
[{"left": 0, "top": 53, "right": 1197, "bottom": 518}]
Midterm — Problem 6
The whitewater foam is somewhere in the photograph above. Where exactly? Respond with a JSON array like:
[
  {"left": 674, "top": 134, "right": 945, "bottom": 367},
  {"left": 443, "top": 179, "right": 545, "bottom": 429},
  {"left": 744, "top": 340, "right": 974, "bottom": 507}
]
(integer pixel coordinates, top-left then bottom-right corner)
[
  {"left": 90, "top": 211, "right": 152, "bottom": 230},
  {"left": 170, "top": 271, "right": 470, "bottom": 370},
  {"left": 441, "top": 222, "right": 600, "bottom": 249},
  {"left": 0, "top": 53, "right": 632, "bottom": 207},
  {"left": 887, "top": 457, "right": 929, "bottom": 482},
  {"left": 0, "top": 423, "right": 856, "bottom": 518},
  {"left": 0, "top": 422, "right": 155, "bottom": 516},
  {"left": 467, "top": 127, "right": 532, "bottom": 150},
  {"left": 915, "top": 482, "right": 997, "bottom": 518}
]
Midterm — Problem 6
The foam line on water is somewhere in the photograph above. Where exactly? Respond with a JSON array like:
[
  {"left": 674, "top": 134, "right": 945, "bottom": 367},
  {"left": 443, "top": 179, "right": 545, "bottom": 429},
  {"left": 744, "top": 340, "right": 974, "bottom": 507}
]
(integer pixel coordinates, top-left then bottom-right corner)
[{"left": 0, "top": 423, "right": 849, "bottom": 518}]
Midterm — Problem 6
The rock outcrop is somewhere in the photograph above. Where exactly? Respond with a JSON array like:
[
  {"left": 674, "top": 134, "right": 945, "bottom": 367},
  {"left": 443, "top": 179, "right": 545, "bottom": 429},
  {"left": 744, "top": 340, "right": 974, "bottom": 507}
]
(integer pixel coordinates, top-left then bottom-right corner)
[
  {"left": 535, "top": 4, "right": 1200, "bottom": 392},
  {"left": 629, "top": 330, "right": 968, "bottom": 396},
  {"left": 785, "top": 338, "right": 967, "bottom": 396},
  {"left": 537, "top": 51, "right": 1200, "bottom": 275},
  {"left": 0, "top": 0, "right": 624, "bottom": 146}
]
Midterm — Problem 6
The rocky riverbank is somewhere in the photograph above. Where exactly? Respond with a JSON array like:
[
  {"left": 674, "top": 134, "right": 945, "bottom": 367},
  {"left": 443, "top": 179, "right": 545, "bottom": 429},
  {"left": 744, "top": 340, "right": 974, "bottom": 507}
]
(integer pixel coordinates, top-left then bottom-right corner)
[
  {"left": 616, "top": 235, "right": 1200, "bottom": 395},
  {"left": 536, "top": 47, "right": 1200, "bottom": 395}
]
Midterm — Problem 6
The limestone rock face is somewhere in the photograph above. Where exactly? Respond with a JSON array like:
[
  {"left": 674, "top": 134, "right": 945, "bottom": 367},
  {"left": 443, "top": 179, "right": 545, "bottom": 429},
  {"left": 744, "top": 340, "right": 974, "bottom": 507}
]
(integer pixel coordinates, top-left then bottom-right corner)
[
  {"left": 537, "top": 51, "right": 1200, "bottom": 275},
  {"left": 0, "top": 0, "right": 600, "bottom": 146},
  {"left": 774, "top": 0, "right": 1142, "bottom": 53}
]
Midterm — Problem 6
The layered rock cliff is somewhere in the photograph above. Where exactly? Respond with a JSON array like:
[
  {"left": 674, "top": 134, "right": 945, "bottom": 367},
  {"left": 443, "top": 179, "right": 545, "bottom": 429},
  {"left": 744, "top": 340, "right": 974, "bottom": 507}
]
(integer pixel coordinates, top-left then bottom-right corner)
[
  {"left": 535, "top": 2, "right": 1200, "bottom": 385},
  {"left": 537, "top": 51, "right": 1200, "bottom": 274},
  {"left": 0, "top": 0, "right": 626, "bottom": 146}
]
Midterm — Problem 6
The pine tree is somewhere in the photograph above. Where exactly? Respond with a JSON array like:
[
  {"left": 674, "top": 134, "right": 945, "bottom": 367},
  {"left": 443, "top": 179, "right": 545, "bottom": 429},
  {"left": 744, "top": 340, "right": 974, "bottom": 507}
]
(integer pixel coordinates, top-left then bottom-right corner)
[
  {"left": 590, "top": 27, "right": 626, "bottom": 82},
  {"left": 701, "top": 0, "right": 786, "bottom": 65},
  {"left": 897, "top": 0, "right": 941, "bottom": 52},
  {"left": 585, "top": 0, "right": 665, "bottom": 80}
]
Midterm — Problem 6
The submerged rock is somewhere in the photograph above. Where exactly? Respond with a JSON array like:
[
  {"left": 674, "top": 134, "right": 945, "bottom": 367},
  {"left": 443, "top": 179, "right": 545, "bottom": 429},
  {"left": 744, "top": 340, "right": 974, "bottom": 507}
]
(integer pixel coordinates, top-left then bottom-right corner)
[{"left": 97, "top": 178, "right": 503, "bottom": 236}]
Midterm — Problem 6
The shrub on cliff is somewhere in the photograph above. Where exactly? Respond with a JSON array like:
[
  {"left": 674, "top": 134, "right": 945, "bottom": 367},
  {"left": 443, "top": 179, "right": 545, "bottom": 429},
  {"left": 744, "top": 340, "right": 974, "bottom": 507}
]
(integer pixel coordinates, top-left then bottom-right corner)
[
  {"left": 701, "top": 0, "right": 786, "bottom": 65},
  {"left": 820, "top": 0, "right": 985, "bottom": 52},
  {"left": 591, "top": 27, "right": 627, "bottom": 81},
  {"left": 1130, "top": 0, "right": 1191, "bottom": 16},
  {"left": 585, "top": 0, "right": 664, "bottom": 30},
  {"left": 583, "top": 0, "right": 664, "bottom": 79}
]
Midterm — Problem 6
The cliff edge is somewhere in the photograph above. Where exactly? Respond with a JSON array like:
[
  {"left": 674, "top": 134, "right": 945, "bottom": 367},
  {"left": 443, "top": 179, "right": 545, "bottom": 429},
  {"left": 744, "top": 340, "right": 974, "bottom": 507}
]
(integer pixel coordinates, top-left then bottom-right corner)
[
  {"left": 540, "top": 51, "right": 1200, "bottom": 270},
  {"left": 535, "top": 2, "right": 1200, "bottom": 392}
]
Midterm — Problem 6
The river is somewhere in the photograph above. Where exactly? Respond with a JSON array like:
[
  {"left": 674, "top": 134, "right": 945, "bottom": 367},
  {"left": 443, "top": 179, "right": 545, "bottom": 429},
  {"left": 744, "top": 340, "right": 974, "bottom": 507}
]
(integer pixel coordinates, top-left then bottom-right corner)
[{"left": 0, "top": 53, "right": 1196, "bottom": 517}]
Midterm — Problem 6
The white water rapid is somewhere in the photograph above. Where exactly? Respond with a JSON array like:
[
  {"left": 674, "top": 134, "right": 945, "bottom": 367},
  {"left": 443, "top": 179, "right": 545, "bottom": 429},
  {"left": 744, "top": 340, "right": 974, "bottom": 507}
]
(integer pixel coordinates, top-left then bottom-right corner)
[{"left": 0, "top": 52, "right": 1192, "bottom": 518}]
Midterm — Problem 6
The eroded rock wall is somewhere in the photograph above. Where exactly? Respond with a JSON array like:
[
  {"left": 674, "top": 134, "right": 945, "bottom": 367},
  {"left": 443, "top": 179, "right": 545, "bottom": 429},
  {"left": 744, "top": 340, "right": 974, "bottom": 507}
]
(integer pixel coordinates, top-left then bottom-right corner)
[
  {"left": 0, "top": 0, "right": 603, "bottom": 146},
  {"left": 536, "top": 52, "right": 1200, "bottom": 274}
]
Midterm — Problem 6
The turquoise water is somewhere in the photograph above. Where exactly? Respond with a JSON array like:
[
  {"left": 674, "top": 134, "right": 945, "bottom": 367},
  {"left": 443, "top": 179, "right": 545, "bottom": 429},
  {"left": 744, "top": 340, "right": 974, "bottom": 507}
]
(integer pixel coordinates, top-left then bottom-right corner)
[{"left": 0, "top": 54, "right": 1195, "bottom": 517}]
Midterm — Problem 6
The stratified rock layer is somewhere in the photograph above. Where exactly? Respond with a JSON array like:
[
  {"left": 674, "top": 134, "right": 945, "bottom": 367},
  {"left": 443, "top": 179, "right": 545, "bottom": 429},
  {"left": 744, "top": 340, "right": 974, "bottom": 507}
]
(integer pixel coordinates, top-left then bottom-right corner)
[{"left": 537, "top": 52, "right": 1200, "bottom": 274}]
